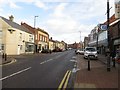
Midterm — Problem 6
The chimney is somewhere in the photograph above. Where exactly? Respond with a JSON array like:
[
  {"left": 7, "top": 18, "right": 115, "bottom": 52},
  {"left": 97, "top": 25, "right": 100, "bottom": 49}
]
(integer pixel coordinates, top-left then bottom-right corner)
[
  {"left": 50, "top": 37, "right": 52, "bottom": 40},
  {"left": 9, "top": 15, "right": 14, "bottom": 22}
]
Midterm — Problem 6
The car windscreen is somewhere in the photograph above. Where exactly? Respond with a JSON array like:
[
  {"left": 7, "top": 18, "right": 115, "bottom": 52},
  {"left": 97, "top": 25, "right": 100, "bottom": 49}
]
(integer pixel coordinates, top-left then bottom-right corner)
[{"left": 86, "top": 48, "right": 96, "bottom": 52}]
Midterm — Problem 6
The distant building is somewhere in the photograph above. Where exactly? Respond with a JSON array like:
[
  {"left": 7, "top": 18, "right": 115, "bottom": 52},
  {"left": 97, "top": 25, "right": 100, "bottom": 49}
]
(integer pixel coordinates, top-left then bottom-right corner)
[
  {"left": 84, "top": 37, "right": 89, "bottom": 48},
  {"left": 49, "top": 37, "right": 56, "bottom": 51},
  {"left": 68, "top": 42, "right": 83, "bottom": 49}
]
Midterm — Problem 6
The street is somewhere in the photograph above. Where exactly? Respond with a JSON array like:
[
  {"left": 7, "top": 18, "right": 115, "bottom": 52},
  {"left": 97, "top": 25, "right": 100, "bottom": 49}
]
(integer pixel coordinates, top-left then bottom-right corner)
[{"left": 2, "top": 50, "right": 76, "bottom": 88}]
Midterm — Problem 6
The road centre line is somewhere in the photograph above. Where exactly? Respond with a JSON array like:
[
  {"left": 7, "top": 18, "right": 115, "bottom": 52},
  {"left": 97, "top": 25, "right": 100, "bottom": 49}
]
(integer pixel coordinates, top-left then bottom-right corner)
[
  {"left": 40, "top": 54, "right": 63, "bottom": 65},
  {"left": 0, "top": 67, "right": 31, "bottom": 81},
  {"left": 40, "top": 59, "right": 53, "bottom": 64}
]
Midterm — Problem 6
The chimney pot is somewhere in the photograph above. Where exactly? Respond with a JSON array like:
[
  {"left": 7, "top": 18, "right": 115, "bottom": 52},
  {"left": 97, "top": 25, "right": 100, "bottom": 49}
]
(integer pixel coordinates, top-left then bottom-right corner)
[{"left": 9, "top": 15, "right": 14, "bottom": 22}]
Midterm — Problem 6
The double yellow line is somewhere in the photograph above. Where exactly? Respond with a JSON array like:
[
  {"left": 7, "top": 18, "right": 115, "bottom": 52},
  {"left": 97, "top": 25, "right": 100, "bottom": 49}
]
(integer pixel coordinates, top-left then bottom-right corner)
[{"left": 58, "top": 70, "right": 71, "bottom": 90}]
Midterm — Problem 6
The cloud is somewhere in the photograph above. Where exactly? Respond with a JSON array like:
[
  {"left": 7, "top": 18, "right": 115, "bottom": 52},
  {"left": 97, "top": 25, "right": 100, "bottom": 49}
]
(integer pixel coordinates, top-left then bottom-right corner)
[
  {"left": 40, "top": 0, "right": 115, "bottom": 44},
  {"left": 9, "top": 1, "right": 21, "bottom": 9},
  {"left": 34, "top": 0, "right": 48, "bottom": 10},
  {"left": 0, "top": 0, "right": 116, "bottom": 44}
]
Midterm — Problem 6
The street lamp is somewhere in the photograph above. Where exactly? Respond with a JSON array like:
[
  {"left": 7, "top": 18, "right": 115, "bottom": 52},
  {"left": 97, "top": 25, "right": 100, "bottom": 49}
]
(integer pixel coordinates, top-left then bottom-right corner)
[
  {"left": 34, "top": 16, "right": 38, "bottom": 28},
  {"left": 79, "top": 31, "right": 83, "bottom": 50}
]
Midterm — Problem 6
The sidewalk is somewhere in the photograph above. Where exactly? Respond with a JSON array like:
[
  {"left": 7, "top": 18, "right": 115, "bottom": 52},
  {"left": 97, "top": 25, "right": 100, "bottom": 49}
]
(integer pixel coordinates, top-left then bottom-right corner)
[
  {"left": 74, "top": 55, "right": 119, "bottom": 89},
  {"left": 98, "top": 54, "right": 119, "bottom": 67},
  {"left": 0, "top": 55, "right": 14, "bottom": 65}
]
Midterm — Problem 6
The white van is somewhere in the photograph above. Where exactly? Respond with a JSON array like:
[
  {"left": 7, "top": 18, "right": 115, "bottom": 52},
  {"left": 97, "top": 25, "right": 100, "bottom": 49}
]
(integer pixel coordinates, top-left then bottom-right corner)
[{"left": 84, "top": 47, "right": 98, "bottom": 59}]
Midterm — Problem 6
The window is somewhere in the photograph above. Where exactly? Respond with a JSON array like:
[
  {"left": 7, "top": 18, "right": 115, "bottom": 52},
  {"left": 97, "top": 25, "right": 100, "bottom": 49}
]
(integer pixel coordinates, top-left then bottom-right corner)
[
  {"left": 45, "top": 37, "right": 46, "bottom": 42},
  {"left": 36, "top": 34, "right": 37, "bottom": 40},
  {"left": 19, "top": 33, "right": 22, "bottom": 41},
  {"left": 40, "top": 35, "right": 42, "bottom": 41},
  {"left": 0, "top": 30, "right": 2, "bottom": 38},
  {"left": 43, "top": 36, "right": 45, "bottom": 42},
  {"left": 29, "top": 34, "right": 33, "bottom": 42}
]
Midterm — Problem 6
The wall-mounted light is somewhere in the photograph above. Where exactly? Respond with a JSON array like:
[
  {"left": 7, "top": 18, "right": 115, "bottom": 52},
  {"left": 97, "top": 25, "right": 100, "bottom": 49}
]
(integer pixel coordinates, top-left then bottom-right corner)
[
  {"left": 8, "top": 28, "right": 15, "bottom": 34},
  {"left": 22, "top": 40, "right": 25, "bottom": 42}
]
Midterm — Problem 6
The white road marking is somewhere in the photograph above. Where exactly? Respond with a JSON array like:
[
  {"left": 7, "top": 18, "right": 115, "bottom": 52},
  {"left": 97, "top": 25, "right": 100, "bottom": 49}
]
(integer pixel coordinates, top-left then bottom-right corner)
[
  {"left": 40, "top": 54, "right": 63, "bottom": 65},
  {"left": 72, "top": 56, "right": 77, "bottom": 59},
  {"left": 0, "top": 67, "right": 31, "bottom": 81},
  {"left": 40, "top": 59, "right": 53, "bottom": 64},
  {"left": 70, "top": 60, "right": 77, "bottom": 63}
]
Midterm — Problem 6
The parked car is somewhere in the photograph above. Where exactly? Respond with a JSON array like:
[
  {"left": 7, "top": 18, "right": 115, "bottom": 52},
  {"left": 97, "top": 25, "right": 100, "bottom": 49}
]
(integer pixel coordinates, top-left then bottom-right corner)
[
  {"left": 52, "top": 47, "right": 62, "bottom": 52},
  {"left": 84, "top": 47, "right": 98, "bottom": 59},
  {"left": 41, "top": 49, "right": 52, "bottom": 53},
  {"left": 75, "top": 49, "right": 84, "bottom": 55}
]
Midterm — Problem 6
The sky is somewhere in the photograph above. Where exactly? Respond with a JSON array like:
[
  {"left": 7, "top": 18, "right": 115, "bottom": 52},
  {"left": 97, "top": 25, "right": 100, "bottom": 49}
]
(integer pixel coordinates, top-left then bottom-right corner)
[{"left": 0, "top": 0, "right": 116, "bottom": 44}]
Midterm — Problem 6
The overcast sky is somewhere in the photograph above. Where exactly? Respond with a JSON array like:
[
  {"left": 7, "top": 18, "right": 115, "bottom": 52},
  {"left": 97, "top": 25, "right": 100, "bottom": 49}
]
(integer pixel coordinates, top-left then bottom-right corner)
[{"left": 0, "top": 0, "right": 115, "bottom": 44}]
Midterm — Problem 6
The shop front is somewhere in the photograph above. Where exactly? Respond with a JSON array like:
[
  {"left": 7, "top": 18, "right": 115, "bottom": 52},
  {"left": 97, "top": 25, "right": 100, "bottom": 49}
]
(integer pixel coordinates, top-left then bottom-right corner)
[{"left": 25, "top": 42, "right": 35, "bottom": 53}]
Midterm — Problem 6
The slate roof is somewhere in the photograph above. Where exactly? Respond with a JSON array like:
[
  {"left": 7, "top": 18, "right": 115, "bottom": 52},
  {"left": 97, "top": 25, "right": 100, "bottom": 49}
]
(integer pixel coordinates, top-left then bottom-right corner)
[{"left": 0, "top": 16, "right": 32, "bottom": 34}]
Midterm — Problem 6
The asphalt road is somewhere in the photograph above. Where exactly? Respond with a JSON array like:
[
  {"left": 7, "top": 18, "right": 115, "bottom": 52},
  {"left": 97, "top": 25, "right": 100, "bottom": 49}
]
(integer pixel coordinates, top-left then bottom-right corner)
[{"left": 2, "top": 50, "right": 76, "bottom": 88}]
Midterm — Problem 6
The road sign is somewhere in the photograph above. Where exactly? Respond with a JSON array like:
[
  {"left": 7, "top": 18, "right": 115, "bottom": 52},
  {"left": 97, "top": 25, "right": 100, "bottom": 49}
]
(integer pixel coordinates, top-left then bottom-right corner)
[{"left": 100, "top": 24, "right": 107, "bottom": 30}]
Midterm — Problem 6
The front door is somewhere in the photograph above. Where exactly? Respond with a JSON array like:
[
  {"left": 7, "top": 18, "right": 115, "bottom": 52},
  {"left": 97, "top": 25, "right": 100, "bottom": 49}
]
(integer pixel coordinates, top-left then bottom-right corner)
[{"left": 17, "top": 45, "right": 20, "bottom": 55}]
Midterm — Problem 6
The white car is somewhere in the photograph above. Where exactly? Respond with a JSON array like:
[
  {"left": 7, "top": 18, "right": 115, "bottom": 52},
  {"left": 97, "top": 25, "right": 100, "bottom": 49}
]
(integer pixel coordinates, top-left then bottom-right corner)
[
  {"left": 75, "top": 49, "right": 84, "bottom": 55},
  {"left": 84, "top": 47, "right": 98, "bottom": 59}
]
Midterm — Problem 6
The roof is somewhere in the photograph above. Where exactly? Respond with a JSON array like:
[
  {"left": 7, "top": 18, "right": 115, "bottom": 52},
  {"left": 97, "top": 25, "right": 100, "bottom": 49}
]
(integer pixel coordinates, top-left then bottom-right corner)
[
  {"left": 37, "top": 28, "right": 49, "bottom": 35},
  {"left": 21, "top": 22, "right": 35, "bottom": 34},
  {"left": 0, "top": 16, "right": 32, "bottom": 34},
  {"left": 104, "top": 14, "right": 118, "bottom": 25}
]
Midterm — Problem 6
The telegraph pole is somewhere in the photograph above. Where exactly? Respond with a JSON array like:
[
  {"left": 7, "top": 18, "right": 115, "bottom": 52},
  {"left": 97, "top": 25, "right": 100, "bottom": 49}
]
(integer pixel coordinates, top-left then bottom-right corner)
[
  {"left": 34, "top": 16, "right": 38, "bottom": 28},
  {"left": 79, "top": 31, "right": 82, "bottom": 50},
  {"left": 107, "top": 0, "right": 111, "bottom": 72}
]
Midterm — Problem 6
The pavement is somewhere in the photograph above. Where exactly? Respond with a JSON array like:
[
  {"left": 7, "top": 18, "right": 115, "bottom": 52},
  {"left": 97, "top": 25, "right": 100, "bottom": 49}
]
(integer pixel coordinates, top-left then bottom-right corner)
[
  {"left": 0, "top": 55, "right": 15, "bottom": 65},
  {"left": 74, "top": 54, "right": 119, "bottom": 89}
]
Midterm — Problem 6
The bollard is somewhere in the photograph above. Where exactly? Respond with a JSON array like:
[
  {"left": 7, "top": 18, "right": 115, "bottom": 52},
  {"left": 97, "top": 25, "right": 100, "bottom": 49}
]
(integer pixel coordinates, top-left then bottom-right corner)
[
  {"left": 88, "top": 56, "right": 90, "bottom": 71},
  {"left": 5, "top": 53, "right": 7, "bottom": 61},
  {"left": 2, "top": 53, "right": 4, "bottom": 59},
  {"left": 113, "top": 58, "right": 116, "bottom": 67},
  {"left": 107, "top": 54, "right": 111, "bottom": 72}
]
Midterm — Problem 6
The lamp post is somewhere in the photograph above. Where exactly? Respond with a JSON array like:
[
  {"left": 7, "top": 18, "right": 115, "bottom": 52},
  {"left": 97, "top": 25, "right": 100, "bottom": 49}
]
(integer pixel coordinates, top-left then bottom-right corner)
[
  {"left": 79, "top": 31, "right": 82, "bottom": 50},
  {"left": 34, "top": 16, "right": 38, "bottom": 28},
  {"left": 107, "top": 0, "right": 111, "bottom": 72}
]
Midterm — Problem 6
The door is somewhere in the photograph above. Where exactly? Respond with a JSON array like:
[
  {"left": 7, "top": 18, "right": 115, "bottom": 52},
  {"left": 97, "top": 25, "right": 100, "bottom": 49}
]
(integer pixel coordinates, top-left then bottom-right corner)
[{"left": 17, "top": 45, "right": 20, "bottom": 55}]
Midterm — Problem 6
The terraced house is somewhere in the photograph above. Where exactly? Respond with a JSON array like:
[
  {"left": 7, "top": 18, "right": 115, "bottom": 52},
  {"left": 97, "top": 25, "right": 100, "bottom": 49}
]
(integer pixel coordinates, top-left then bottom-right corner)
[
  {"left": 37, "top": 28, "right": 49, "bottom": 52},
  {"left": 21, "top": 23, "right": 49, "bottom": 53},
  {"left": 0, "top": 15, "right": 34, "bottom": 55}
]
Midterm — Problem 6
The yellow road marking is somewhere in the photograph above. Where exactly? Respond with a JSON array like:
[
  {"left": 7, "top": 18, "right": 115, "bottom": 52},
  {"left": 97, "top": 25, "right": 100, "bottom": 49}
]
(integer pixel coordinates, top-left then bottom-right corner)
[
  {"left": 63, "top": 71, "right": 71, "bottom": 89},
  {"left": 58, "top": 70, "right": 69, "bottom": 90}
]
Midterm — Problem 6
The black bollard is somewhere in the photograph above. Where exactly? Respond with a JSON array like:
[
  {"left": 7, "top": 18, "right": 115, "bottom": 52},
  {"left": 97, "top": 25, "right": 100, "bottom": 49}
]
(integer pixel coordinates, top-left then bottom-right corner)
[
  {"left": 107, "top": 54, "right": 111, "bottom": 72},
  {"left": 113, "top": 58, "right": 116, "bottom": 67},
  {"left": 88, "top": 56, "right": 90, "bottom": 71},
  {"left": 5, "top": 53, "right": 7, "bottom": 61},
  {"left": 2, "top": 53, "right": 4, "bottom": 59}
]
